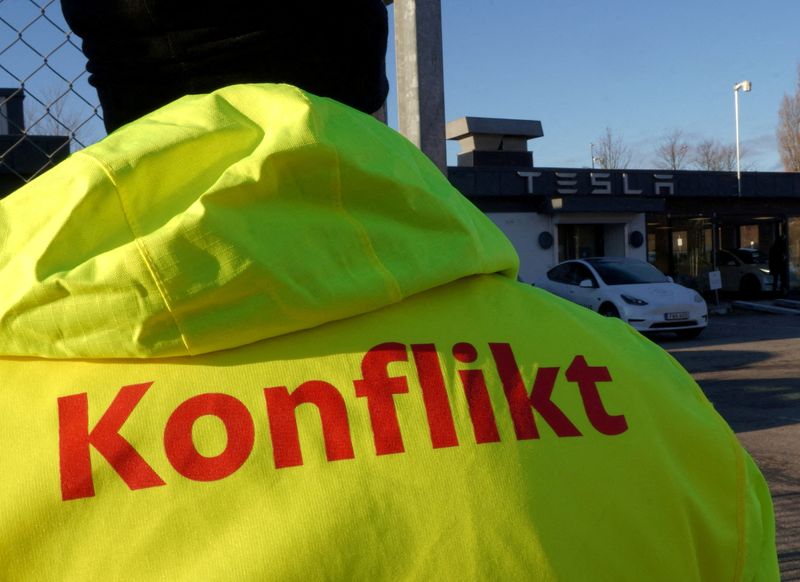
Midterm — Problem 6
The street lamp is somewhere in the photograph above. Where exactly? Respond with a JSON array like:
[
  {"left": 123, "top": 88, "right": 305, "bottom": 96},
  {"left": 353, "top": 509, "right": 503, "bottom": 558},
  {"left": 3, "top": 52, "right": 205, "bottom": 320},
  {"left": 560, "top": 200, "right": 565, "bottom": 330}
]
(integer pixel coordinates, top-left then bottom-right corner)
[
  {"left": 590, "top": 142, "right": 605, "bottom": 169},
  {"left": 733, "top": 80, "right": 752, "bottom": 196}
]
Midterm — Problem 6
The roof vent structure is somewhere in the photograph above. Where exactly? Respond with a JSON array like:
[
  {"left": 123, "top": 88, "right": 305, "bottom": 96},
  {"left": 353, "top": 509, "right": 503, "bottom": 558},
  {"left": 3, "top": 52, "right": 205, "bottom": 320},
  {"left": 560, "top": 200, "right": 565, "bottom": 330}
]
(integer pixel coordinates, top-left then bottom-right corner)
[{"left": 445, "top": 116, "right": 543, "bottom": 168}]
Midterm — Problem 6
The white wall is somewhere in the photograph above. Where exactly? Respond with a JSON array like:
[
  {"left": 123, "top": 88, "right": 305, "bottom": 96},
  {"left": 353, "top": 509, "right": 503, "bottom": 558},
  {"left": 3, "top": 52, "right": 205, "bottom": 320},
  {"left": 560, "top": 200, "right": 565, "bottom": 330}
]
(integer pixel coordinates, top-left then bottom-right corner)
[
  {"left": 487, "top": 211, "right": 648, "bottom": 283},
  {"left": 486, "top": 212, "right": 556, "bottom": 283}
]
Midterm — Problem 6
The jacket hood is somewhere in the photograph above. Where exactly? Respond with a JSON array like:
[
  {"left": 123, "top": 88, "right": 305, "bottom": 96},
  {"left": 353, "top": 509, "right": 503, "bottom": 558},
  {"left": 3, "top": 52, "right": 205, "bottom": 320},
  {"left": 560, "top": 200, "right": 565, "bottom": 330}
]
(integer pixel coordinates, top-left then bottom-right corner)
[{"left": 0, "top": 84, "right": 518, "bottom": 358}]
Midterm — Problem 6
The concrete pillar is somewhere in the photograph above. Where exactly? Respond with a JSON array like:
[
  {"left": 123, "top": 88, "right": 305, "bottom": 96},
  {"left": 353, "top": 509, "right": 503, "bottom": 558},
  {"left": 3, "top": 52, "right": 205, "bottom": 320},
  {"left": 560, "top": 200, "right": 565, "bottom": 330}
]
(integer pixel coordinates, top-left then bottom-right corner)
[{"left": 392, "top": 0, "right": 447, "bottom": 172}]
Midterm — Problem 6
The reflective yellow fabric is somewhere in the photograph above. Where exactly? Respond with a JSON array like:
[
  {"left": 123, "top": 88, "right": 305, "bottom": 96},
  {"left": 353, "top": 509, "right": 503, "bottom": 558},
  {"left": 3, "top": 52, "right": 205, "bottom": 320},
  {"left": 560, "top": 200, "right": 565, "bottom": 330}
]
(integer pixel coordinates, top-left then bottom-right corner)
[
  {"left": 0, "top": 84, "right": 517, "bottom": 358},
  {"left": 0, "top": 84, "right": 778, "bottom": 581}
]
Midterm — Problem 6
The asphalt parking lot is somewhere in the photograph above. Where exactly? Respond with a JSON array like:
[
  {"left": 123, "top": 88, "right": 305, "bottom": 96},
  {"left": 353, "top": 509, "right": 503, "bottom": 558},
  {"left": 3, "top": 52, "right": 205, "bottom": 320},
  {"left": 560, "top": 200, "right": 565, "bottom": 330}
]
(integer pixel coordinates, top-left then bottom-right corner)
[{"left": 652, "top": 310, "right": 800, "bottom": 580}]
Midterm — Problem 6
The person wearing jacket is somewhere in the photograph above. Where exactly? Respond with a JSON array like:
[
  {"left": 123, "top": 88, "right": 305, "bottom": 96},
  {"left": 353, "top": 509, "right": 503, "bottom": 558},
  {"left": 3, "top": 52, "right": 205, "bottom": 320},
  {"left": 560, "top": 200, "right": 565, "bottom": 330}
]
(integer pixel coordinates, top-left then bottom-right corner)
[{"left": 0, "top": 1, "right": 779, "bottom": 580}]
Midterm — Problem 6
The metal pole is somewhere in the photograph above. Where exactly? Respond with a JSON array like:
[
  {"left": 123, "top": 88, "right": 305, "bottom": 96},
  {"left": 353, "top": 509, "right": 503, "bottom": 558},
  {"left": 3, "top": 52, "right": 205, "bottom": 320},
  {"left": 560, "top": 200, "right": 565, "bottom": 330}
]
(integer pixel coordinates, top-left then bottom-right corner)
[
  {"left": 590, "top": 143, "right": 595, "bottom": 169},
  {"left": 733, "top": 80, "right": 751, "bottom": 197},
  {"left": 394, "top": 0, "right": 447, "bottom": 173},
  {"left": 734, "top": 87, "right": 741, "bottom": 197},
  {"left": 711, "top": 212, "right": 720, "bottom": 306}
]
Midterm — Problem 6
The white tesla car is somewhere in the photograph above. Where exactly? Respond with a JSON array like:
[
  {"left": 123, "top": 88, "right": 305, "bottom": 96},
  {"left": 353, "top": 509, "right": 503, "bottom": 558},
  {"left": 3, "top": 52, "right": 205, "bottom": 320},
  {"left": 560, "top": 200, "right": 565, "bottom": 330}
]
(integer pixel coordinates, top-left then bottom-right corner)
[
  {"left": 535, "top": 257, "right": 708, "bottom": 339},
  {"left": 716, "top": 248, "right": 773, "bottom": 295}
]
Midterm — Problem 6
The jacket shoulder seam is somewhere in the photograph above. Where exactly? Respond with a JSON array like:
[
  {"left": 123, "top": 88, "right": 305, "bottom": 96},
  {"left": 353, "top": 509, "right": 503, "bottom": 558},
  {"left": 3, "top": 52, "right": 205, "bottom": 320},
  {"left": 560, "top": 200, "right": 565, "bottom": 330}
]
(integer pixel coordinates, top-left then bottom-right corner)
[{"left": 73, "top": 151, "right": 192, "bottom": 355}]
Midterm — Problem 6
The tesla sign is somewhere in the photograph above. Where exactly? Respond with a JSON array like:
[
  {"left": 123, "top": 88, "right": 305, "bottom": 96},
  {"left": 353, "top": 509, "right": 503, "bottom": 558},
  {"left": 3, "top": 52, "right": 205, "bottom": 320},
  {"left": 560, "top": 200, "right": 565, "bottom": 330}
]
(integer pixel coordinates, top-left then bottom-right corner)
[{"left": 518, "top": 171, "right": 676, "bottom": 196}]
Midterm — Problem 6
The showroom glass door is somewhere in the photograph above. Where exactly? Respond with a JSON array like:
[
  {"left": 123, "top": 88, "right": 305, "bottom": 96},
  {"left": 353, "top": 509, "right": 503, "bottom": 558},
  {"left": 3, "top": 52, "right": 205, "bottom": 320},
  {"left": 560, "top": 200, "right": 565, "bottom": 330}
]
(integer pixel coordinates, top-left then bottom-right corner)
[{"left": 557, "top": 224, "right": 605, "bottom": 262}]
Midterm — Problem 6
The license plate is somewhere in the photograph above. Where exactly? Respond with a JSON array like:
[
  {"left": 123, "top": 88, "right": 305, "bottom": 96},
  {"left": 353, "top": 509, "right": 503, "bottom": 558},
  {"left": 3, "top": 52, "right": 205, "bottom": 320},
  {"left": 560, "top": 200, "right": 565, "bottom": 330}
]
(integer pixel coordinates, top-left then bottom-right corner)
[{"left": 665, "top": 312, "right": 689, "bottom": 321}]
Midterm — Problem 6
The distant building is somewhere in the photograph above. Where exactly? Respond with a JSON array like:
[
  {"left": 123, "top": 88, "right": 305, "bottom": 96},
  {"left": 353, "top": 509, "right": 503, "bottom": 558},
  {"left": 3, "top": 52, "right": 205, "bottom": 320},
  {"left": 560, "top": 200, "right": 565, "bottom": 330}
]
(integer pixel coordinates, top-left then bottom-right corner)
[
  {"left": 0, "top": 88, "right": 71, "bottom": 197},
  {"left": 447, "top": 116, "right": 800, "bottom": 292}
]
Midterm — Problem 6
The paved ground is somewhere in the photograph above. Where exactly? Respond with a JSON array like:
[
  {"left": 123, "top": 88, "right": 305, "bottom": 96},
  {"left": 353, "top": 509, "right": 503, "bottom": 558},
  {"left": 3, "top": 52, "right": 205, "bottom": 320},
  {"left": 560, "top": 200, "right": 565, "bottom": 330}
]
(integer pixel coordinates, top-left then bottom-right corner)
[{"left": 652, "top": 310, "right": 800, "bottom": 580}]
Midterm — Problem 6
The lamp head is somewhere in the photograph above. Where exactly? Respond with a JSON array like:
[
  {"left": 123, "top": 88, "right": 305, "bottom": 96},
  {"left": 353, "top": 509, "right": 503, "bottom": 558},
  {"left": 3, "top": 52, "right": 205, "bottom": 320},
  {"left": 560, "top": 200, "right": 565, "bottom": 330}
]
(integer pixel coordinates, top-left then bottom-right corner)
[{"left": 735, "top": 80, "right": 752, "bottom": 92}]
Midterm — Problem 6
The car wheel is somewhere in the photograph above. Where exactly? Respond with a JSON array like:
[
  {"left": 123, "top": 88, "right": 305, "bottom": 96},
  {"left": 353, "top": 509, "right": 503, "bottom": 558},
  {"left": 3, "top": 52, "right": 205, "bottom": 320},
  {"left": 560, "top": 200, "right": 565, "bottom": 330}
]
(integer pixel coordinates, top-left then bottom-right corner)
[
  {"left": 599, "top": 303, "right": 620, "bottom": 318},
  {"left": 675, "top": 328, "right": 704, "bottom": 340},
  {"left": 739, "top": 275, "right": 760, "bottom": 298}
]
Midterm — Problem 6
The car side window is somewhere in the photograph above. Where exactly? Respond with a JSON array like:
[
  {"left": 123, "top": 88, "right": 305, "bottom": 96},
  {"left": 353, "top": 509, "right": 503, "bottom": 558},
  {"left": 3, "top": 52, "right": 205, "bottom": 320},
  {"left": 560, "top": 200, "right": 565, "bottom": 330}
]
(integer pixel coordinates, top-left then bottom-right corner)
[
  {"left": 547, "top": 264, "right": 571, "bottom": 284},
  {"left": 565, "top": 264, "right": 584, "bottom": 286},
  {"left": 717, "top": 251, "right": 738, "bottom": 267},
  {"left": 572, "top": 264, "right": 597, "bottom": 287},
  {"left": 563, "top": 264, "right": 580, "bottom": 286}
]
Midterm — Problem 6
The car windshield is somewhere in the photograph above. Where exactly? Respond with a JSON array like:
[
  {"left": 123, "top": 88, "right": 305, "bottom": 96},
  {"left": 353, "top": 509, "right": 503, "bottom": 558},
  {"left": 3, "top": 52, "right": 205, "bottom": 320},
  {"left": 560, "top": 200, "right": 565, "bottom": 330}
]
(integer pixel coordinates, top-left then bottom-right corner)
[
  {"left": 731, "top": 249, "right": 767, "bottom": 264},
  {"left": 590, "top": 261, "right": 669, "bottom": 285}
]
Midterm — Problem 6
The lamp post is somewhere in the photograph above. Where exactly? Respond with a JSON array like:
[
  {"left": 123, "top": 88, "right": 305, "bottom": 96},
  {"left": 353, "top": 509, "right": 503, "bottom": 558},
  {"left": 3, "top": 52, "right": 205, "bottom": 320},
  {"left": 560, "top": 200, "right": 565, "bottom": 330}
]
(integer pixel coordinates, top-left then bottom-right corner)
[
  {"left": 590, "top": 142, "right": 604, "bottom": 169},
  {"left": 733, "top": 80, "right": 751, "bottom": 196}
]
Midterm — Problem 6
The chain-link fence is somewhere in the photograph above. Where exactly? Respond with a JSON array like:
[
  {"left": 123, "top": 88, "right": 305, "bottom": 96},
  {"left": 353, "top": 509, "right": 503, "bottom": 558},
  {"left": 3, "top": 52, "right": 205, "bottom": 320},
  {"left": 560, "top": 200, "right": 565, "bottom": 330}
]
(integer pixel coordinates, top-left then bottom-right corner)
[{"left": 0, "top": 0, "right": 103, "bottom": 194}]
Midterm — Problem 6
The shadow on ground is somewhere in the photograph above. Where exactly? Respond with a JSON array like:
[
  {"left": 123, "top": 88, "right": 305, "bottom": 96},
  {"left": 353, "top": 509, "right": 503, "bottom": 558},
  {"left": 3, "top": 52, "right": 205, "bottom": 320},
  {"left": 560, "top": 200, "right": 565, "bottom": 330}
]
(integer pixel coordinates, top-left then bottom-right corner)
[
  {"left": 667, "top": 349, "right": 774, "bottom": 374},
  {"left": 653, "top": 315, "right": 800, "bottom": 349},
  {"left": 695, "top": 377, "right": 800, "bottom": 432}
]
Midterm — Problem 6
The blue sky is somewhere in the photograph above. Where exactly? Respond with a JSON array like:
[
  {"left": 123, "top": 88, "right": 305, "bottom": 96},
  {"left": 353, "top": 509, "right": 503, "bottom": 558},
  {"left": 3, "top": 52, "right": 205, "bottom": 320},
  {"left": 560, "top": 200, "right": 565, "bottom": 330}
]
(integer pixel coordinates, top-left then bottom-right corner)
[
  {"left": 388, "top": 0, "right": 799, "bottom": 170},
  {"left": 2, "top": 0, "right": 798, "bottom": 171}
]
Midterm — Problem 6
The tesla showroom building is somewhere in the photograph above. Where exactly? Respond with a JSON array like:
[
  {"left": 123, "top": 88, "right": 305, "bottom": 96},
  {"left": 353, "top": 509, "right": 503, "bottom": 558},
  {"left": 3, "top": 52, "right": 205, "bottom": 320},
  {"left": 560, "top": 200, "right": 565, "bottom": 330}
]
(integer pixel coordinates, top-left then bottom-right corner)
[{"left": 446, "top": 117, "right": 800, "bottom": 293}]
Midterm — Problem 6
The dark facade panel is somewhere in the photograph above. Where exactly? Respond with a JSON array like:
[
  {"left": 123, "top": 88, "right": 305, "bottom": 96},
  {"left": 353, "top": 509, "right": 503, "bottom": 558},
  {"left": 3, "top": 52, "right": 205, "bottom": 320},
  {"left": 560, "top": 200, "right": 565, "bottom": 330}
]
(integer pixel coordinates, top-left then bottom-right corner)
[
  {"left": 664, "top": 197, "right": 800, "bottom": 217},
  {"left": 456, "top": 150, "right": 532, "bottom": 168},
  {"left": 0, "top": 88, "right": 72, "bottom": 197},
  {"left": 448, "top": 166, "right": 800, "bottom": 201},
  {"left": 0, "top": 135, "right": 70, "bottom": 175},
  {"left": 552, "top": 196, "right": 665, "bottom": 213},
  {"left": 468, "top": 195, "right": 547, "bottom": 214},
  {"left": 752, "top": 172, "right": 800, "bottom": 197},
  {"left": 0, "top": 174, "right": 25, "bottom": 196},
  {"left": 0, "top": 88, "right": 25, "bottom": 134},
  {"left": 449, "top": 167, "right": 527, "bottom": 197}
]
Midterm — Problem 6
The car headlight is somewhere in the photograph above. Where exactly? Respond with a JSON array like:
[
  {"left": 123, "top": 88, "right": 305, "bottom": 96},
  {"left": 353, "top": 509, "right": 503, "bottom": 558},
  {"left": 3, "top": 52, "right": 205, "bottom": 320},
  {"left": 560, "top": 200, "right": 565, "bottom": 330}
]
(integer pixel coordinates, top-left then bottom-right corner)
[
  {"left": 693, "top": 292, "right": 705, "bottom": 304},
  {"left": 620, "top": 294, "right": 648, "bottom": 306},
  {"left": 760, "top": 268, "right": 771, "bottom": 275}
]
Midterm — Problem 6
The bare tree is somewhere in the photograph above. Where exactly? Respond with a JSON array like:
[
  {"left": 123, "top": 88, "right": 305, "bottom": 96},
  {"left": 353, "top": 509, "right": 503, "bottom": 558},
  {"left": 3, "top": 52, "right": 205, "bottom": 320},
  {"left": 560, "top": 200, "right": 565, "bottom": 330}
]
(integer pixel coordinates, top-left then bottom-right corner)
[
  {"left": 777, "top": 65, "right": 800, "bottom": 172},
  {"left": 20, "top": 87, "right": 108, "bottom": 152},
  {"left": 692, "top": 139, "right": 737, "bottom": 171},
  {"left": 25, "top": 87, "right": 83, "bottom": 136},
  {"left": 592, "top": 127, "right": 632, "bottom": 169},
  {"left": 653, "top": 129, "right": 691, "bottom": 170}
]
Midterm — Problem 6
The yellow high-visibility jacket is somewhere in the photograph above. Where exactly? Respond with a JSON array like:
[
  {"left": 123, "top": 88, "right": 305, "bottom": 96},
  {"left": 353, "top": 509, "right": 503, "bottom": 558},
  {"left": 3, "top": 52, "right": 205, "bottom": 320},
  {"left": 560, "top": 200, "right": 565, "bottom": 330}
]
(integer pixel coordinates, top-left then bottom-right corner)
[{"left": 0, "top": 84, "right": 778, "bottom": 581}]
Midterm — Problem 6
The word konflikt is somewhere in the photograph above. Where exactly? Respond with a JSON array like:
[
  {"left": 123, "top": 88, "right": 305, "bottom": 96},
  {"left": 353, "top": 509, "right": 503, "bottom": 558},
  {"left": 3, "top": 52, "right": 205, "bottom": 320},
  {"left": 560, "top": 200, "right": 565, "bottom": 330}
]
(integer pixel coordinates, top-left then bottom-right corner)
[{"left": 57, "top": 342, "right": 628, "bottom": 501}]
